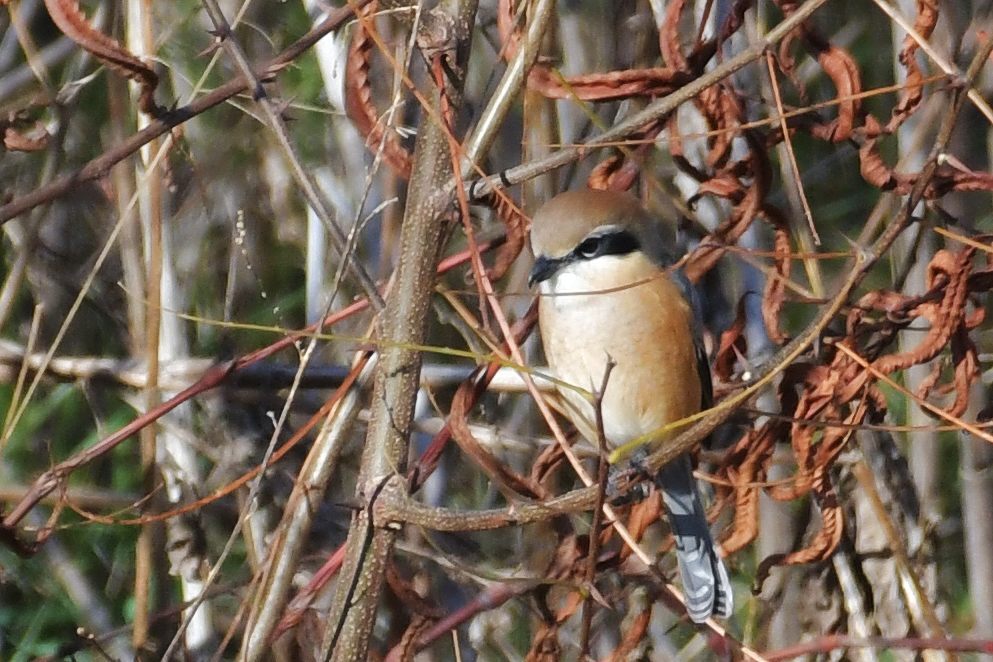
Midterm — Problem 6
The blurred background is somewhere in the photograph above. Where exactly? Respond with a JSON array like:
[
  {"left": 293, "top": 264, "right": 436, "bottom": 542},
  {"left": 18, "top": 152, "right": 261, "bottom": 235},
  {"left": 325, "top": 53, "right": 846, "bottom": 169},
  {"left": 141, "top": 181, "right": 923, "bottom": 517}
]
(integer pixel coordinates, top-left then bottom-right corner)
[{"left": 1, "top": 0, "right": 992, "bottom": 659}]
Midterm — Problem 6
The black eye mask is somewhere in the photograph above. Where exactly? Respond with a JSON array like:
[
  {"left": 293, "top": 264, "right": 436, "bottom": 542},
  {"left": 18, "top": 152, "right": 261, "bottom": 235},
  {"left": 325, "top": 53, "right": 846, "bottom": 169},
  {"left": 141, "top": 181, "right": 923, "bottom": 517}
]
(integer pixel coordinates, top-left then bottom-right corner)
[
  {"left": 529, "top": 228, "right": 642, "bottom": 287},
  {"left": 573, "top": 229, "right": 641, "bottom": 260}
]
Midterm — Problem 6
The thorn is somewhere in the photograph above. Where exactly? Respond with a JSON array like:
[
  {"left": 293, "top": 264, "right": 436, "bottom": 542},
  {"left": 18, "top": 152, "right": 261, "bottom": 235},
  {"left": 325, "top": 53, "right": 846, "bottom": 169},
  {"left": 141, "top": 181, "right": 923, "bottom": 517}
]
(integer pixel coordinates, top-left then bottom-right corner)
[
  {"left": 587, "top": 584, "right": 612, "bottom": 609},
  {"left": 938, "top": 152, "right": 973, "bottom": 174},
  {"left": 273, "top": 95, "right": 297, "bottom": 120},
  {"left": 207, "top": 25, "right": 231, "bottom": 42},
  {"left": 838, "top": 232, "right": 872, "bottom": 265},
  {"left": 197, "top": 41, "right": 223, "bottom": 58},
  {"left": 330, "top": 499, "right": 362, "bottom": 512}
]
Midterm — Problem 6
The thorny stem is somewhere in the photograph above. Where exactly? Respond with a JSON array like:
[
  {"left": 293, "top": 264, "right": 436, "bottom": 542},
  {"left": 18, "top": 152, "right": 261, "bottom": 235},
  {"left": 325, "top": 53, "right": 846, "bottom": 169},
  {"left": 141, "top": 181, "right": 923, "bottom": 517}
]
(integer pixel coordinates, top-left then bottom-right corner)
[
  {"left": 0, "top": 0, "right": 828, "bottom": 232},
  {"left": 374, "top": 478, "right": 597, "bottom": 531},
  {"left": 238, "top": 354, "right": 373, "bottom": 661},
  {"left": 637, "top": 34, "right": 993, "bottom": 474},
  {"left": 462, "top": 0, "right": 834, "bottom": 201},
  {"left": 580, "top": 358, "right": 616, "bottom": 657},
  {"left": 316, "top": 33, "right": 993, "bottom": 656},
  {"left": 198, "top": 0, "right": 384, "bottom": 312},
  {"left": 0, "top": 1, "right": 374, "bottom": 226},
  {"left": 870, "top": 33, "right": 993, "bottom": 259}
]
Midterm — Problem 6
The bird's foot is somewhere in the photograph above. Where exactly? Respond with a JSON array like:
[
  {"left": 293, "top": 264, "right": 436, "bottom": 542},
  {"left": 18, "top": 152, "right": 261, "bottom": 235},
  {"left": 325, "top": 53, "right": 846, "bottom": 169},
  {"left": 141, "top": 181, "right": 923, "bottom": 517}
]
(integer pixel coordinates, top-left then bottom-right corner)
[{"left": 606, "top": 460, "right": 654, "bottom": 505}]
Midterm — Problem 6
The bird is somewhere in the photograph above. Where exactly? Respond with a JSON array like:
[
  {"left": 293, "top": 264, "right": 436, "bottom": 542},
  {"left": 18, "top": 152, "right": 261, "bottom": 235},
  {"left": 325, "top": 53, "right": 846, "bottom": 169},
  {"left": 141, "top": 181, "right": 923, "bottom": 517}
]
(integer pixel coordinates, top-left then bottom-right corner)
[{"left": 528, "top": 188, "right": 732, "bottom": 623}]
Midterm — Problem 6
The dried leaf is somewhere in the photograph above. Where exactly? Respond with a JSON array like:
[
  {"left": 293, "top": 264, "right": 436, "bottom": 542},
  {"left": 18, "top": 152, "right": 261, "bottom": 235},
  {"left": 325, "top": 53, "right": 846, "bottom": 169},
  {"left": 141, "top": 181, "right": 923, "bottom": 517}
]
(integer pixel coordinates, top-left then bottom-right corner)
[
  {"left": 887, "top": 0, "right": 939, "bottom": 131},
  {"left": 44, "top": 0, "right": 160, "bottom": 115},
  {"left": 874, "top": 248, "right": 974, "bottom": 375},
  {"left": 720, "top": 427, "right": 777, "bottom": 554},
  {"left": 484, "top": 193, "right": 527, "bottom": 280},
  {"left": 528, "top": 65, "right": 690, "bottom": 102},
  {"left": 762, "top": 206, "right": 793, "bottom": 344},
  {"left": 713, "top": 295, "right": 749, "bottom": 381},
  {"left": 618, "top": 490, "right": 663, "bottom": 563},
  {"left": 448, "top": 370, "right": 546, "bottom": 499},
  {"left": 3, "top": 125, "right": 49, "bottom": 152},
  {"left": 807, "top": 43, "right": 862, "bottom": 143},
  {"left": 525, "top": 623, "right": 561, "bottom": 662},
  {"left": 603, "top": 602, "right": 652, "bottom": 662},
  {"left": 754, "top": 472, "right": 844, "bottom": 592},
  {"left": 685, "top": 132, "right": 769, "bottom": 281},
  {"left": 658, "top": 0, "right": 689, "bottom": 70},
  {"left": 345, "top": 1, "right": 412, "bottom": 177}
]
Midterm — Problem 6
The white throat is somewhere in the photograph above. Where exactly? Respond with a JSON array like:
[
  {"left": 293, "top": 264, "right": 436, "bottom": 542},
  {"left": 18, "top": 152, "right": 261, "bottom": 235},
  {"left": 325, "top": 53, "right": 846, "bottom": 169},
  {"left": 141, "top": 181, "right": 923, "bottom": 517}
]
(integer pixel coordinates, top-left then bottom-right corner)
[
  {"left": 538, "top": 253, "right": 659, "bottom": 310},
  {"left": 539, "top": 255, "right": 630, "bottom": 296}
]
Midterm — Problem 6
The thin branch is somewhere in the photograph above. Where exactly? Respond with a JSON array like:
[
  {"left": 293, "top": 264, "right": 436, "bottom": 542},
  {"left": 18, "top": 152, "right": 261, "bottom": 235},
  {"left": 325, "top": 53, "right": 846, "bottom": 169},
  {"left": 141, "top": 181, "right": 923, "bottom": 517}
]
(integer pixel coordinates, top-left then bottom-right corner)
[
  {"left": 579, "top": 358, "right": 616, "bottom": 657},
  {"left": 0, "top": 237, "right": 499, "bottom": 540},
  {"left": 832, "top": 342, "right": 993, "bottom": 445},
  {"left": 851, "top": 461, "right": 946, "bottom": 637},
  {"left": 461, "top": 0, "right": 555, "bottom": 164},
  {"left": 375, "top": 476, "right": 597, "bottom": 531},
  {"left": 763, "top": 635, "right": 993, "bottom": 660},
  {"left": 464, "top": 0, "right": 833, "bottom": 200},
  {"left": 0, "top": 0, "right": 374, "bottom": 226},
  {"left": 634, "top": 32, "right": 993, "bottom": 474},
  {"left": 627, "top": 246, "right": 869, "bottom": 471},
  {"left": 239, "top": 352, "right": 373, "bottom": 660},
  {"left": 198, "top": 0, "right": 384, "bottom": 311},
  {"left": 868, "top": 0, "right": 993, "bottom": 126}
]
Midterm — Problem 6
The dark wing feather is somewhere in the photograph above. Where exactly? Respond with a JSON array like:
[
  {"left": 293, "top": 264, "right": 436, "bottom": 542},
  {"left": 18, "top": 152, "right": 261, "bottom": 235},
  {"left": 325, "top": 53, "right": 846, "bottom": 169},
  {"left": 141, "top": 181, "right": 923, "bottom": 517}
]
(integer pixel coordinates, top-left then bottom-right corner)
[{"left": 657, "top": 268, "right": 733, "bottom": 622}]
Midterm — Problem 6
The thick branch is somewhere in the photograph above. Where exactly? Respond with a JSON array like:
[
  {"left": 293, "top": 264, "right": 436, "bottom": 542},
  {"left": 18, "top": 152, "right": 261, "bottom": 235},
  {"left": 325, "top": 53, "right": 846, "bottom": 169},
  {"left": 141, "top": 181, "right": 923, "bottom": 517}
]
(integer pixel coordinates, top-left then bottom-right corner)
[
  {"left": 320, "top": 2, "right": 480, "bottom": 659},
  {"left": 374, "top": 476, "right": 598, "bottom": 531}
]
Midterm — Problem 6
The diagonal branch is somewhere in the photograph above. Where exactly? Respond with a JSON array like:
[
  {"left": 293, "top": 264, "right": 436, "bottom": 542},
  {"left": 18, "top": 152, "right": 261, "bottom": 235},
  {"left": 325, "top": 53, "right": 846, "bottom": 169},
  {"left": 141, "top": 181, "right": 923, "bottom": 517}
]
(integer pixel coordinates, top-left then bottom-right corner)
[
  {"left": 0, "top": 0, "right": 374, "bottom": 226},
  {"left": 463, "top": 0, "right": 834, "bottom": 201},
  {"left": 198, "top": 0, "right": 384, "bottom": 311}
]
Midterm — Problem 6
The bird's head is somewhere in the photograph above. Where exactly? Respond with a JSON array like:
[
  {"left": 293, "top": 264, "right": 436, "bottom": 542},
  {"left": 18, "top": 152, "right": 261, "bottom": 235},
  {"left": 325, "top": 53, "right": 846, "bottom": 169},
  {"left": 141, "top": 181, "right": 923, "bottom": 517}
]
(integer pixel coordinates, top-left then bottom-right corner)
[{"left": 528, "top": 189, "right": 678, "bottom": 289}]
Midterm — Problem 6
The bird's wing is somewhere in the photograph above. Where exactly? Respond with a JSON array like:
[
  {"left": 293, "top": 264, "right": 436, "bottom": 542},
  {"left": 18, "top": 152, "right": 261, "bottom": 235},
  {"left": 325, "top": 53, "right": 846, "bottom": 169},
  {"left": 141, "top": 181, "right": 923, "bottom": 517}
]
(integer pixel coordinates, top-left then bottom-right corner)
[
  {"left": 659, "top": 269, "right": 732, "bottom": 622},
  {"left": 695, "top": 339, "right": 713, "bottom": 412}
]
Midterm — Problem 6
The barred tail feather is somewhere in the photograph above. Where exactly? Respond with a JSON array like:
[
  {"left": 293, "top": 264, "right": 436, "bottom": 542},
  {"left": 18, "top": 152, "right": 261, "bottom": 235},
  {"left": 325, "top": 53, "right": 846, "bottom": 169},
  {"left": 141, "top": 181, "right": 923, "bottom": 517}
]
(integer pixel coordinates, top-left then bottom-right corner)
[{"left": 658, "top": 455, "right": 733, "bottom": 623}]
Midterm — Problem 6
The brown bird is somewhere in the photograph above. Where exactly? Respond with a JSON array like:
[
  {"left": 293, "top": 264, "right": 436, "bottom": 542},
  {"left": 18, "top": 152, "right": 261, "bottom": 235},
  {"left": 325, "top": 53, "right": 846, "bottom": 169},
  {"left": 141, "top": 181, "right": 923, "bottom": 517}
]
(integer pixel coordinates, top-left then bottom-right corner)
[{"left": 529, "top": 189, "right": 732, "bottom": 623}]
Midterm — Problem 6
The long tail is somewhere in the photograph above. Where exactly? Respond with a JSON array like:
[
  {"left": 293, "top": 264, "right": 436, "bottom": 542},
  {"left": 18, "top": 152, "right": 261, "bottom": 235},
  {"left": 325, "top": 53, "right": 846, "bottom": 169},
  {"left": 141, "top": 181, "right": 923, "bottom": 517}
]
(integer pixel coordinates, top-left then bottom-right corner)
[{"left": 657, "top": 454, "right": 733, "bottom": 623}]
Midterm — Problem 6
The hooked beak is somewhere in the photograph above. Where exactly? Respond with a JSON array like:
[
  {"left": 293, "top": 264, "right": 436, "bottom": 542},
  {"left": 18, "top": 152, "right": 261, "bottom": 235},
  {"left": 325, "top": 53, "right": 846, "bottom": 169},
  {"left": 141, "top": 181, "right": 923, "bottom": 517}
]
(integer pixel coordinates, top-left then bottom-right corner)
[{"left": 528, "top": 256, "right": 560, "bottom": 288}]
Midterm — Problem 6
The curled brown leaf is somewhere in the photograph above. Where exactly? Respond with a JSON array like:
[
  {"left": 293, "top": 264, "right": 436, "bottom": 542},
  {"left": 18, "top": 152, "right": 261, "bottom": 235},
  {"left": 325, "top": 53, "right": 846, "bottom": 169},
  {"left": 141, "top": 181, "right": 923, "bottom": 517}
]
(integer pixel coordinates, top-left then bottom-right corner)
[
  {"left": 448, "top": 371, "right": 546, "bottom": 499},
  {"left": 720, "top": 426, "right": 777, "bottom": 555},
  {"left": 761, "top": 206, "right": 793, "bottom": 345},
  {"left": 3, "top": 125, "right": 49, "bottom": 152},
  {"left": 44, "top": 0, "right": 161, "bottom": 116},
  {"left": 527, "top": 65, "right": 690, "bottom": 102},
  {"left": 887, "top": 0, "right": 939, "bottom": 132},
  {"left": 754, "top": 472, "right": 843, "bottom": 592},
  {"left": 345, "top": 0, "right": 413, "bottom": 178},
  {"left": 480, "top": 192, "right": 526, "bottom": 281},
  {"left": 713, "top": 295, "right": 749, "bottom": 382}
]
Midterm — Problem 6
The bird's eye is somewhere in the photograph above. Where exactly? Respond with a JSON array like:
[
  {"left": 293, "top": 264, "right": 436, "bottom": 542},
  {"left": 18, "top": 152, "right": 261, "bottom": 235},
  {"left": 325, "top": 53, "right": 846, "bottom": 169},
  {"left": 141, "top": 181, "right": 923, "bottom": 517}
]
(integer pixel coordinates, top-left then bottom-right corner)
[{"left": 576, "top": 236, "right": 601, "bottom": 258}]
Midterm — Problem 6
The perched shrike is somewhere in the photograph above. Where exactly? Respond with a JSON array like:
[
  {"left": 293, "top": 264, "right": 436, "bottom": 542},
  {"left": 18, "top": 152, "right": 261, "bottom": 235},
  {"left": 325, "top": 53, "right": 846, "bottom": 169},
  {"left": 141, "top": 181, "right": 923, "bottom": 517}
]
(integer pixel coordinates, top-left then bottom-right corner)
[{"left": 528, "top": 189, "right": 732, "bottom": 623}]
